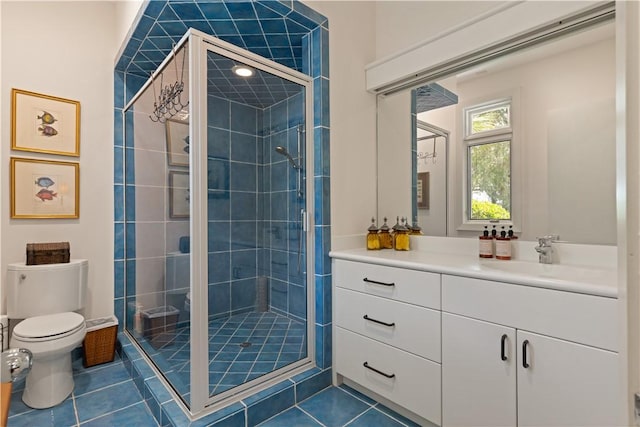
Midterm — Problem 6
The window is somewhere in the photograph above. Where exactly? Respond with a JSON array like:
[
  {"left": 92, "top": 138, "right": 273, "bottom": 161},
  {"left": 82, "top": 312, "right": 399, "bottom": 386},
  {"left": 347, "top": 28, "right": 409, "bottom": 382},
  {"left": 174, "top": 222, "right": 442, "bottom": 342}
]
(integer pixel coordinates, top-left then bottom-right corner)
[{"left": 464, "top": 99, "right": 512, "bottom": 223}]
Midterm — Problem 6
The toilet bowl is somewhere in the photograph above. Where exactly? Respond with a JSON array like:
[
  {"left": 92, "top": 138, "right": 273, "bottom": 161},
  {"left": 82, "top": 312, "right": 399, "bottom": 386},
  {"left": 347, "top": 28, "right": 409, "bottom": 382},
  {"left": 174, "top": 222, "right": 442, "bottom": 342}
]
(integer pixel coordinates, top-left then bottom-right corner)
[
  {"left": 6, "top": 259, "right": 88, "bottom": 409},
  {"left": 10, "top": 312, "right": 86, "bottom": 409}
]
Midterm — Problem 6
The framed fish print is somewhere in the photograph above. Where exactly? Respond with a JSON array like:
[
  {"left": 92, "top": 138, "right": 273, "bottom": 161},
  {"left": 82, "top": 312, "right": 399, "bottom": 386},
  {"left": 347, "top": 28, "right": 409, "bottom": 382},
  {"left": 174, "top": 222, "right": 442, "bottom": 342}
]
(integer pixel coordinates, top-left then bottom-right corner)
[
  {"left": 11, "top": 89, "right": 81, "bottom": 157},
  {"left": 11, "top": 157, "right": 79, "bottom": 219},
  {"left": 165, "top": 119, "right": 189, "bottom": 167},
  {"left": 169, "top": 171, "right": 189, "bottom": 219}
]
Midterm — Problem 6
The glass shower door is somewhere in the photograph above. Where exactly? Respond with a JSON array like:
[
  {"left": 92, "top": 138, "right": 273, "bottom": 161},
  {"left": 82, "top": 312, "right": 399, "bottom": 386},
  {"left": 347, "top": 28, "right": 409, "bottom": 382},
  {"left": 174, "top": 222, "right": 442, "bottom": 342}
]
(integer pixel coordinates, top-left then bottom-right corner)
[{"left": 204, "top": 46, "right": 311, "bottom": 398}]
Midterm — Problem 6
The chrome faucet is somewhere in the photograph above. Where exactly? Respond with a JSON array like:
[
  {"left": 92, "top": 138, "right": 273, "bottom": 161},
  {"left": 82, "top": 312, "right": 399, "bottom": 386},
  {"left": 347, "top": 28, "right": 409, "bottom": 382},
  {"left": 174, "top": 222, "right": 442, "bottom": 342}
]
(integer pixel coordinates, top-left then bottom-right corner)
[{"left": 535, "top": 235, "right": 560, "bottom": 264}]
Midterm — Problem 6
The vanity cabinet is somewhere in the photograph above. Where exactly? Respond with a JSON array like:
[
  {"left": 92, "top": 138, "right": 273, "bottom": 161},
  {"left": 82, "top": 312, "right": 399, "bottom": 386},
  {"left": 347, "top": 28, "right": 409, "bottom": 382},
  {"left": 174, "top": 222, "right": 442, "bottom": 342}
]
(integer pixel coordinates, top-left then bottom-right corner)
[
  {"left": 442, "top": 275, "right": 619, "bottom": 427},
  {"left": 333, "top": 259, "right": 442, "bottom": 425},
  {"left": 331, "top": 254, "right": 620, "bottom": 427}
]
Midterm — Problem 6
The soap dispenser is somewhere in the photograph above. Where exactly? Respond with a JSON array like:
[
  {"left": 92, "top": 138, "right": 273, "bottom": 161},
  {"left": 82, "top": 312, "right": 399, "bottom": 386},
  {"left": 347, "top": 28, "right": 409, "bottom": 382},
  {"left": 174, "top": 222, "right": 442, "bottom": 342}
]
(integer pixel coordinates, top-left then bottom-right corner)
[
  {"left": 367, "top": 217, "right": 381, "bottom": 250},
  {"left": 479, "top": 226, "right": 494, "bottom": 258},
  {"left": 379, "top": 217, "right": 393, "bottom": 249},
  {"left": 391, "top": 216, "right": 401, "bottom": 249},
  {"left": 394, "top": 217, "right": 410, "bottom": 251},
  {"left": 410, "top": 217, "right": 423, "bottom": 235},
  {"left": 495, "top": 226, "right": 512, "bottom": 260}
]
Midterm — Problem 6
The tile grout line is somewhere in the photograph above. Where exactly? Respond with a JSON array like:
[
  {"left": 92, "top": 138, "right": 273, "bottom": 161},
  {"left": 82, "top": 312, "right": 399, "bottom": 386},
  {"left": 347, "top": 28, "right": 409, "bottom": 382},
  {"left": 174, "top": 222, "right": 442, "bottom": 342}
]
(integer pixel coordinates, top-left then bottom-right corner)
[{"left": 297, "top": 405, "right": 328, "bottom": 427}]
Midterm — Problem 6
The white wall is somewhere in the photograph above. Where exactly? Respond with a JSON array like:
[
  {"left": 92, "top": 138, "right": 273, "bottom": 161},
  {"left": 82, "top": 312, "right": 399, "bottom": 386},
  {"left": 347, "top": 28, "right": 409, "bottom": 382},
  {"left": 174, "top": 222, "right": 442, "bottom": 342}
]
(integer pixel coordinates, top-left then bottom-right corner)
[
  {"left": 305, "top": 1, "right": 378, "bottom": 245},
  {"left": 374, "top": 1, "right": 505, "bottom": 60},
  {"left": 0, "top": 1, "right": 126, "bottom": 319}
]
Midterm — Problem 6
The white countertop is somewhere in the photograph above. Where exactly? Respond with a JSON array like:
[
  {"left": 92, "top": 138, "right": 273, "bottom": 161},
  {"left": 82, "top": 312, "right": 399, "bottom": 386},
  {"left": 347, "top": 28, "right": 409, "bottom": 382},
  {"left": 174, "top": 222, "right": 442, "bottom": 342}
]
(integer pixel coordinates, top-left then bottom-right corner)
[{"left": 329, "top": 248, "right": 618, "bottom": 298}]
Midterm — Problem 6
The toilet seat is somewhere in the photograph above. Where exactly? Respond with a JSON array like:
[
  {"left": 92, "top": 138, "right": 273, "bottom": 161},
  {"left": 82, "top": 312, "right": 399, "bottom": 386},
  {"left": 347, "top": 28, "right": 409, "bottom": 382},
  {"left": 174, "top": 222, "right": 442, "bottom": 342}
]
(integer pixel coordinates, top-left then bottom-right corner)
[{"left": 13, "top": 312, "right": 85, "bottom": 342}]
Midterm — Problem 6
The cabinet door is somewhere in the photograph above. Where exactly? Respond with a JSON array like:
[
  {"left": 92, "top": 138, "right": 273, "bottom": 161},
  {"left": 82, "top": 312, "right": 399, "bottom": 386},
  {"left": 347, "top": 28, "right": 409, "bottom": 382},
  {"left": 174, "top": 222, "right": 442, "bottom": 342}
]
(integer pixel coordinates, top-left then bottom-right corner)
[
  {"left": 442, "top": 313, "right": 517, "bottom": 427},
  {"left": 517, "top": 330, "right": 619, "bottom": 427}
]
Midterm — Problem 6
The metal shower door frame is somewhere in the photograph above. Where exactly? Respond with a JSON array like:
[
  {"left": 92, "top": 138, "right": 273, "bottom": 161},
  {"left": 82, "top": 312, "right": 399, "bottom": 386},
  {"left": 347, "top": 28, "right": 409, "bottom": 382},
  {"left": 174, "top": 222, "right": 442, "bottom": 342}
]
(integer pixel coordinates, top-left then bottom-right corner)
[{"left": 189, "top": 29, "right": 315, "bottom": 416}]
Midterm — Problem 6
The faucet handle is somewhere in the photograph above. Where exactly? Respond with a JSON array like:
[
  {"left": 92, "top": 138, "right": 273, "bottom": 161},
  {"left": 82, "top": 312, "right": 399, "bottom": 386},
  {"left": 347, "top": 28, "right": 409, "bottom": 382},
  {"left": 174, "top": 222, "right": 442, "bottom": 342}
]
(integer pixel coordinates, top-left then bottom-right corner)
[{"left": 537, "top": 235, "right": 560, "bottom": 245}]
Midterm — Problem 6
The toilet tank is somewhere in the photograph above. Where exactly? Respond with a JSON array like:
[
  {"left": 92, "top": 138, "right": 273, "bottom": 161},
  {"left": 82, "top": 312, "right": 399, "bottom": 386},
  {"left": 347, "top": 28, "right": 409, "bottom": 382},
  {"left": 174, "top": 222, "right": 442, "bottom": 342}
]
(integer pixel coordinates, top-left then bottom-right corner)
[{"left": 6, "top": 259, "right": 88, "bottom": 319}]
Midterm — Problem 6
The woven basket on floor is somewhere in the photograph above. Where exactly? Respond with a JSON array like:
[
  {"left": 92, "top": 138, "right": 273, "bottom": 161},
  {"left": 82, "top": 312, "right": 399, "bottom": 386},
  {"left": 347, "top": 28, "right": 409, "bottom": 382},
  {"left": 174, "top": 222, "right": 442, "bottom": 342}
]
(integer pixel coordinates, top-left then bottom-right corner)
[{"left": 83, "top": 324, "right": 117, "bottom": 368}]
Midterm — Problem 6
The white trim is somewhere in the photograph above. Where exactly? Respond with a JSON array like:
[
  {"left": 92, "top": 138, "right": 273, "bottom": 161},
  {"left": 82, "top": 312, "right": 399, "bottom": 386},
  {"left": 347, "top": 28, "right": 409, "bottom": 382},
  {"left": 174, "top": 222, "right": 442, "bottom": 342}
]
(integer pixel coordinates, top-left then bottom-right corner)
[
  {"left": 189, "top": 33, "right": 209, "bottom": 414},
  {"left": 365, "top": 1, "right": 612, "bottom": 93},
  {"left": 457, "top": 89, "right": 522, "bottom": 233}
]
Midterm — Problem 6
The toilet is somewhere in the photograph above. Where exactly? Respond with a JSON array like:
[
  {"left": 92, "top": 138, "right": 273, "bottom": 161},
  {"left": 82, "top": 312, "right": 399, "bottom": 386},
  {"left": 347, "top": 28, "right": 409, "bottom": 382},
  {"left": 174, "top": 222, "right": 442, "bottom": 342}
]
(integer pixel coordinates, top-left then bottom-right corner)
[{"left": 7, "top": 259, "right": 88, "bottom": 409}]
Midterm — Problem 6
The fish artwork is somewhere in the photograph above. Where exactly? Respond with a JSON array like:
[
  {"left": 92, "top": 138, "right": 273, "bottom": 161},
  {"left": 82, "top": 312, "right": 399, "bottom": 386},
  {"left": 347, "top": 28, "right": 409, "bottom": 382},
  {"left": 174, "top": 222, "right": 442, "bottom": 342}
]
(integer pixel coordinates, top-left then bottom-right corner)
[
  {"left": 37, "top": 111, "right": 57, "bottom": 125},
  {"left": 35, "top": 188, "right": 57, "bottom": 201},
  {"left": 34, "top": 176, "right": 55, "bottom": 188},
  {"left": 38, "top": 125, "right": 58, "bottom": 137}
]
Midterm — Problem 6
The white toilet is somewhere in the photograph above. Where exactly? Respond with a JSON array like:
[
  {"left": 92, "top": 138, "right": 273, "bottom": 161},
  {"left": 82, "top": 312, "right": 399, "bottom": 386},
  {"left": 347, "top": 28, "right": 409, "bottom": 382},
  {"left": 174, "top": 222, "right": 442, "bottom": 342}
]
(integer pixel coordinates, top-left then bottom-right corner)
[{"left": 7, "top": 259, "right": 88, "bottom": 409}]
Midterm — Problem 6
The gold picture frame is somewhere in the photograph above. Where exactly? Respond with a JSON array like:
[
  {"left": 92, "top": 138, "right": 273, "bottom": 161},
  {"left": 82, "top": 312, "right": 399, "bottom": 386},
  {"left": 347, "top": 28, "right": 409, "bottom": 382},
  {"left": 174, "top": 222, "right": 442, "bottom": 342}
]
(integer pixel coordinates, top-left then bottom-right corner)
[
  {"left": 169, "top": 170, "right": 189, "bottom": 219},
  {"left": 11, "top": 157, "right": 80, "bottom": 219},
  {"left": 11, "top": 88, "right": 81, "bottom": 157},
  {"left": 165, "top": 119, "right": 189, "bottom": 167}
]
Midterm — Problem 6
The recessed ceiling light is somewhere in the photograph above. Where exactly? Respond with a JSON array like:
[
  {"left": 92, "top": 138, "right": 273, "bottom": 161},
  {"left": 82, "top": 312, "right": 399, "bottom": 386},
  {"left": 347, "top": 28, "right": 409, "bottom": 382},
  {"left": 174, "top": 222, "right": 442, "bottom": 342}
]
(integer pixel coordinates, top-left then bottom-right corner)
[{"left": 232, "top": 65, "right": 254, "bottom": 77}]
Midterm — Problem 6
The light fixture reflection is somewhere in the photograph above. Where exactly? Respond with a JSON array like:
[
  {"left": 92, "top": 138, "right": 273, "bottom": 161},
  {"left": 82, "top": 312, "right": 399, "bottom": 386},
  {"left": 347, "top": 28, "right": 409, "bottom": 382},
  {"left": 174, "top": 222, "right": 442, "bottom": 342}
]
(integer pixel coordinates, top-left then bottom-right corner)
[{"left": 232, "top": 65, "right": 254, "bottom": 77}]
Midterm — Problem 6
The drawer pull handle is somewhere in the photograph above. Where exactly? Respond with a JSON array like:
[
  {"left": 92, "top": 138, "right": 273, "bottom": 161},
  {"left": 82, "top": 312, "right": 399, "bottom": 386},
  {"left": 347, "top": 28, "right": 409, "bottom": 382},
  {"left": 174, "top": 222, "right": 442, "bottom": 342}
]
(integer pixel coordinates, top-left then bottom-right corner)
[
  {"left": 500, "top": 334, "right": 508, "bottom": 361},
  {"left": 522, "top": 340, "right": 530, "bottom": 368},
  {"left": 363, "top": 277, "right": 395, "bottom": 287},
  {"left": 363, "top": 361, "right": 395, "bottom": 379},
  {"left": 363, "top": 315, "right": 395, "bottom": 328}
]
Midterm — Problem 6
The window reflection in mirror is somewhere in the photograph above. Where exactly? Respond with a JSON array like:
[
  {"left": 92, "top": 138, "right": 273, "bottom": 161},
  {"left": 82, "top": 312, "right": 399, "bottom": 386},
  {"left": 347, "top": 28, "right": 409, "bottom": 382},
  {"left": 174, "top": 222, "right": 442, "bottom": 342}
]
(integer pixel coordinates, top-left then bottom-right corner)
[{"left": 377, "top": 20, "right": 615, "bottom": 245}]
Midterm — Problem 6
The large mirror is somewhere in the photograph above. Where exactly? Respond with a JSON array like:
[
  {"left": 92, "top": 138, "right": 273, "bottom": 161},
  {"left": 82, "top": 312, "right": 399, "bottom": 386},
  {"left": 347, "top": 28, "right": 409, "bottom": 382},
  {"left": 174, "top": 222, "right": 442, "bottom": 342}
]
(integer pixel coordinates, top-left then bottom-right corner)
[{"left": 377, "top": 19, "right": 615, "bottom": 245}]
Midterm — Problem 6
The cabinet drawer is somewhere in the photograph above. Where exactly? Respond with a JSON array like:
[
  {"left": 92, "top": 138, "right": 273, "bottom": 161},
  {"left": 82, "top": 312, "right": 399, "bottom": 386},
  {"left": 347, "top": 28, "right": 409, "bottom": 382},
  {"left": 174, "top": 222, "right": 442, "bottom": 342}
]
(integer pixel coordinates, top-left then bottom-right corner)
[
  {"left": 335, "top": 327, "right": 441, "bottom": 425},
  {"left": 335, "top": 287, "right": 441, "bottom": 362},
  {"left": 442, "top": 275, "right": 617, "bottom": 351},
  {"left": 333, "top": 259, "right": 440, "bottom": 309}
]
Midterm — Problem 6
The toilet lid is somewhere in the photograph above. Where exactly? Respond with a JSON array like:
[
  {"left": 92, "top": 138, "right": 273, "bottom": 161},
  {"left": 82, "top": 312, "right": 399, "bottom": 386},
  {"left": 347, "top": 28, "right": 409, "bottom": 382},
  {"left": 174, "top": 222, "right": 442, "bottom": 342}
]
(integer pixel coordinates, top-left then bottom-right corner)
[{"left": 13, "top": 312, "right": 84, "bottom": 339}]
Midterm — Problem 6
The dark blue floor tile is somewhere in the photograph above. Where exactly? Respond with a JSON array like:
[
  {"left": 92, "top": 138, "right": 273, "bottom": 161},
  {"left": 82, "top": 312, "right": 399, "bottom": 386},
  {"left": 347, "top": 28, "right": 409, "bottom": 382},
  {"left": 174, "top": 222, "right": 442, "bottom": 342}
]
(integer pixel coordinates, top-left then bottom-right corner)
[
  {"left": 73, "top": 361, "right": 131, "bottom": 396},
  {"left": 346, "top": 408, "right": 406, "bottom": 427},
  {"left": 75, "top": 380, "right": 144, "bottom": 423},
  {"left": 258, "top": 407, "right": 322, "bottom": 426},
  {"left": 298, "top": 387, "right": 372, "bottom": 427},
  {"left": 81, "top": 402, "right": 157, "bottom": 427}
]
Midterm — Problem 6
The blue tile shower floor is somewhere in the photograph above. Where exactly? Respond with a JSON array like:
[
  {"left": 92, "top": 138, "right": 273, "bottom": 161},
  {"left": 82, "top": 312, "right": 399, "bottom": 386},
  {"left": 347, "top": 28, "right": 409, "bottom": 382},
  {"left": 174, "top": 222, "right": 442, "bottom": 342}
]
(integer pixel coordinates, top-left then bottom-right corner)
[{"left": 145, "top": 311, "right": 307, "bottom": 397}]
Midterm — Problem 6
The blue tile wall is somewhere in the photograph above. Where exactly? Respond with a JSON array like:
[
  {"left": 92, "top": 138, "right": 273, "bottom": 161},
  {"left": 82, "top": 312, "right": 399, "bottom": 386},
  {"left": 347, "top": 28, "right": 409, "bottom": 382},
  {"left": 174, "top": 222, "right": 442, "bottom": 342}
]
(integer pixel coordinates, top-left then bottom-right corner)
[{"left": 114, "top": 0, "right": 330, "bottom": 421}]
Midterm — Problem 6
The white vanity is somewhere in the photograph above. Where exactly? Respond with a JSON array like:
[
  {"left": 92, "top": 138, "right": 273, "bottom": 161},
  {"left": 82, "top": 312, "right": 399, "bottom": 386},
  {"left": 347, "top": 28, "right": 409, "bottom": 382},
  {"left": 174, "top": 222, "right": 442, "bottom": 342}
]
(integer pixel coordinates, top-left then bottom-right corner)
[{"left": 330, "top": 241, "right": 618, "bottom": 427}]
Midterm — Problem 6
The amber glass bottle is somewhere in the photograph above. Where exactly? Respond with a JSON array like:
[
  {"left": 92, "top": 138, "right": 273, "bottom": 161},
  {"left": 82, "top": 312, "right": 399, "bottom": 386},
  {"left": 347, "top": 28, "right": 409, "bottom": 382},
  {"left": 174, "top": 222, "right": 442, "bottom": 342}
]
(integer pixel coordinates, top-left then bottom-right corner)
[
  {"left": 379, "top": 217, "right": 393, "bottom": 249},
  {"left": 410, "top": 217, "right": 423, "bottom": 235},
  {"left": 367, "top": 217, "right": 380, "bottom": 250},
  {"left": 394, "top": 217, "right": 410, "bottom": 251}
]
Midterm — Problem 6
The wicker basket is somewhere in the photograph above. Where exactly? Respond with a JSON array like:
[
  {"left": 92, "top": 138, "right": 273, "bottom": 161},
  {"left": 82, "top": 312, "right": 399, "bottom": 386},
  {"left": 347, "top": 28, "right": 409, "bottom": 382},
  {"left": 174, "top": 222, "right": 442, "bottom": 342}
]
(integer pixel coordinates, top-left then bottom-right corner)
[{"left": 83, "top": 316, "right": 118, "bottom": 368}]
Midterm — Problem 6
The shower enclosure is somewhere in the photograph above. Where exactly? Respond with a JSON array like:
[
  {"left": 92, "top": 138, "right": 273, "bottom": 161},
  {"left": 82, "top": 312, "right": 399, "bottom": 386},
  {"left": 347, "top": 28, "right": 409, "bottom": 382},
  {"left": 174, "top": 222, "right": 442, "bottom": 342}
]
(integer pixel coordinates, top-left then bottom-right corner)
[{"left": 123, "top": 30, "right": 314, "bottom": 413}]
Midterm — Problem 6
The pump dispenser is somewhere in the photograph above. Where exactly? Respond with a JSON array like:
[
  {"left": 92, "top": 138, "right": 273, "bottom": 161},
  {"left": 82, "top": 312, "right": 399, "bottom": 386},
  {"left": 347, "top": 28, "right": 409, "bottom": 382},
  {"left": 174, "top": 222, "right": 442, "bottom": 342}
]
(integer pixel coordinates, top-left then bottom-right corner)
[
  {"left": 379, "top": 217, "right": 393, "bottom": 249},
  {"left": 479, "top": 226, "right": 493, "bottom": 258},
  {"left": 491, "top": 225, "right": 498, "bottom": 239},
  {"left": 495, "top": 227, "right": 512, "bottom": 260},
  {"left": 508, "top": 226, "right": 518, "bottom": 239},
  {"left": 367, "top": 217, "right": 380, "bottom": 250}
]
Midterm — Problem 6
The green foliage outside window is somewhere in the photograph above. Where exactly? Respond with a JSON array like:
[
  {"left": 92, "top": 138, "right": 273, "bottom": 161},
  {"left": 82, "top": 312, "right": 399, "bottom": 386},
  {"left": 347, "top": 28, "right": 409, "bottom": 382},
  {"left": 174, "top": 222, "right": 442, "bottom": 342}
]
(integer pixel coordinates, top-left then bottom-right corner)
[
  {"left": 469, "top": 140, "right": 511, "bottom": 220},
  {"left": 471, "top": 200, "right": 511, "bottom": 220}
]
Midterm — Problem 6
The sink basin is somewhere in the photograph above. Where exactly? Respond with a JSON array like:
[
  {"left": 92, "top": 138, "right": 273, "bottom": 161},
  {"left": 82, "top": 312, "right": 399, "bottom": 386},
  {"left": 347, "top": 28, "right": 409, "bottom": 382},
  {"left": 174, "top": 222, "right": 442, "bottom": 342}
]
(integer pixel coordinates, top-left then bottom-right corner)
[{"left": 478, "top": 260, "right": 615, "bottom": 286}]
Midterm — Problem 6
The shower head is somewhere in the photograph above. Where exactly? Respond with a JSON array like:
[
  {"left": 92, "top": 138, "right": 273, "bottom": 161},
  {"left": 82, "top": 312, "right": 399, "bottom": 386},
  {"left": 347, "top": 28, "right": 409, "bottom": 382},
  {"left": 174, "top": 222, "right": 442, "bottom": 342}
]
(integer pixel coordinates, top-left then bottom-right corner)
[{"left": 274, "top": 146, "right": 301, "bottom": 169}]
